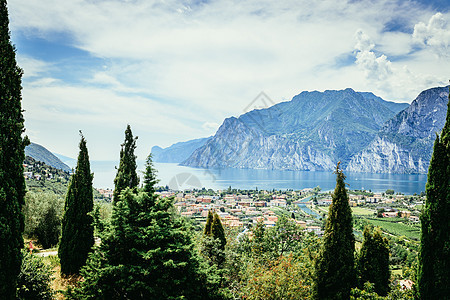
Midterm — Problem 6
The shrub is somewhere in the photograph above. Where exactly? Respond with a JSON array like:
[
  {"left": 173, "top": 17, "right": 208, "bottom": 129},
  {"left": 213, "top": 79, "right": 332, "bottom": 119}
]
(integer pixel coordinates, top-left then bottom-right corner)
[{"left": 16, "top": 251, "right": 54, "bottom": 300}]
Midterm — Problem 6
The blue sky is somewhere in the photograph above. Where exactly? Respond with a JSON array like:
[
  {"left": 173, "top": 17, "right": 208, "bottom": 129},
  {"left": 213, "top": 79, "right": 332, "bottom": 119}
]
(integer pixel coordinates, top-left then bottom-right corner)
[{"left": 7, "top": 0, "right": 450, "bottom": 160}]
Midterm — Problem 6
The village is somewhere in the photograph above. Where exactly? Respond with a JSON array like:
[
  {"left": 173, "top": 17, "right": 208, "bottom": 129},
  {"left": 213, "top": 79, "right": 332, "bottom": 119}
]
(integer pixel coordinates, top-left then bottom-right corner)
[{"left": 97, "top": 186, "right": 424, "bottom": 237}]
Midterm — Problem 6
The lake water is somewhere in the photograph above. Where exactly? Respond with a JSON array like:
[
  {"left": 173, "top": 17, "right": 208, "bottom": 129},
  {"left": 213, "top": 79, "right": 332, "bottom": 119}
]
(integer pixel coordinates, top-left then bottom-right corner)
[{"left": 87, "top": 161, "right": 428, "bottom": 195}]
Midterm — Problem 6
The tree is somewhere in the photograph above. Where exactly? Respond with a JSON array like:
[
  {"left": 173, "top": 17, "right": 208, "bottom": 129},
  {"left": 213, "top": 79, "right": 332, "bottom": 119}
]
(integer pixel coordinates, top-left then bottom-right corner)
[
  {"left": 418, "top": 87, "right": 450, "bottom": 299},
  {"left": 113, "top": 124, "right": 138, "bottom": 203},
  {"left": 211, "top": 212, "right": 226, "bottom": 251},
  {"left": 314, "top": 162, "right": 356, "bottom": 300},
  {"left": 204, "top": 210, "right": 214, "bottom": 236},
  {"left": 58, "top": 133, "right": 94, "bottom": 275},
  {"left": 0, "top": 0, "right": 28, "bottom": 297},
  {"left": 142, "top": 153, "right": 158, "bottom": 195},
  {"left": 69, "top": 155, "right": 215, "bottom": 299},
  {"left": 357, "top": 226, "right": 390, "bottom": 296}
]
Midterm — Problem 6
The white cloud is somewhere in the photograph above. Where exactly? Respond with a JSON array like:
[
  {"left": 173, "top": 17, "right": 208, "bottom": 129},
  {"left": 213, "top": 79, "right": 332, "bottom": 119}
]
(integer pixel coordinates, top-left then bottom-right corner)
[
  {"left": 353, "top": 29, "right": 446, "bottom": 101},
  {"left": 413, "top": 12, "right": 450, "bottom": 58},
  {"left": 6, "top": 0, "right": 450, "bottom": 159}
]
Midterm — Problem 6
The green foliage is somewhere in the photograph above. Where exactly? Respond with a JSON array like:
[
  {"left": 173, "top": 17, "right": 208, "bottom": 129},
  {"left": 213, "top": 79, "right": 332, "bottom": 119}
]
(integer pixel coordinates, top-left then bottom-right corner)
[
  {"left": 418, "top": 88, "right": 450, "bottom": 299},
  {"left": 16, "top": 250, "right": 54, "bottom": 300},
  {"left": 113, "top": 125, "right": 139, "bottom": 203},
  {"left": 204, "top": 210, "right": 213, "bottom": 236},
  {"left": 58, "top": 134, "right": 94, "bottom": 275},
  {"left": 211, "top": 213, "right": 226, "bottom": 250},
  {"left": 240, "top": 254, "right": 313, "bottom": 299},
  {"left": 69, "top": 156, "right": 216, "bottom": 299},
  {"left": 23, "top": 192, "right": 64, "bottom": 248},
  {"left": 142, "top": 153, "right": 158, "bottom": 195},
  {"left": 314, "top": 163, "right": 356, "bottom": 299},
  {"left": 202, "top": 212, "right": 227, "bottom": 268},
  {"left": 358, "top": 226, "right": 390, "bottom": 296},
  {"left": 0, "top": 0, "right": 28, "bottom": 297},
  {"left": 385, "top": 189, "right": 395, "bottom": 195}
]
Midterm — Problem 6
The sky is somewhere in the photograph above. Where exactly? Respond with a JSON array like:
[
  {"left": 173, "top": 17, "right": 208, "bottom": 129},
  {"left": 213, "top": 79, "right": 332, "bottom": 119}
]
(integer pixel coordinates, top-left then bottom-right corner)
[{"left": 7, "top": 0, "right": 450, "bottom": 161}]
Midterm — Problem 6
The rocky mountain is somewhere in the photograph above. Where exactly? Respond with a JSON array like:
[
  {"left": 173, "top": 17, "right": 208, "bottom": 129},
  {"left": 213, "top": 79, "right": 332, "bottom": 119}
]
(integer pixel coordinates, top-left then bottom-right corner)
[
  {"left": 25, "top": 142, "right": 71, "bottom": 172},
  {"left": 347, "top": 86, "right": 449, "bottom": 173},
  {"left": 152, "top": 137, "right": 211, "bottom": 163},
  {"left": 182, "top": 88, "right": 409, "bottom": 171}
]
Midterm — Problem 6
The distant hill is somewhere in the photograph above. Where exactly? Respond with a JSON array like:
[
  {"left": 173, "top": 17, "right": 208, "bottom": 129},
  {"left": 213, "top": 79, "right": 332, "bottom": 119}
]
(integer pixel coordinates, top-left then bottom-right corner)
[
  {"left": 151, "top": 137, "right": 212, "bottom": 163},
  {"left": 54, "top": 153, "right": 76, "bottom": 169},
  {"left": 182, "top": 88, "right": 409, "bottom": 171},
  {"left": 25, "top": 142, "right": 71, "bottom": 172}
]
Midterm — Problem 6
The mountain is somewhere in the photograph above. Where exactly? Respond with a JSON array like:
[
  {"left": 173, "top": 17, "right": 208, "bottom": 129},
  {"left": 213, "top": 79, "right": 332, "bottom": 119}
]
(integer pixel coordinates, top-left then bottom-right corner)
[
  {"left": 347, "top": 86, "right": 449, "bottom": 173},
  {"left": 54, "top": 153, "right": 77, "bottom": 169},
  {"left": 25, "top": 142, "right": 71, "bottom": 172},
  {"left": 151, "top": 137, "right": 212, "bottom": 163},
  {"left": 182, "top": 88, "right": 408, "bottom": 171}
]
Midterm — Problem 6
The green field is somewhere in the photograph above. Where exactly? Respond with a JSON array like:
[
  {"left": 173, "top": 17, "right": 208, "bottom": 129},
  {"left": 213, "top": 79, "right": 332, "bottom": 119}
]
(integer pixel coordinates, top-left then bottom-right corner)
[
  {"left": 364, "top": 218, "right": 421, "bottom": 240},
  {"left": 351, "top": 207, "right": 375, "bottom": 216}
]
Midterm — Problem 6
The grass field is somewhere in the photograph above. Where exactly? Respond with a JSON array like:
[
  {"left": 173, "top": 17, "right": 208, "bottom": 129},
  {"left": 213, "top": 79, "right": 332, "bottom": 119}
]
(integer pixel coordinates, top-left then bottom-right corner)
[
  {"left": 351, "top": 207, "right": 376, "bottom": 216},
  {"left": 364, "top": 218, "right": 420, "bottom": 241}
]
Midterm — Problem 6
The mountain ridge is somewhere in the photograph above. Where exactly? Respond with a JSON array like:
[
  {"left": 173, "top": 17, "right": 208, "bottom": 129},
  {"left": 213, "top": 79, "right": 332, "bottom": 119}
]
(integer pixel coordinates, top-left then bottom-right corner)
[
  {"left": 182, "top": 88, "right": 410, "bottom": 171},
  {"left": 25, "top": 142, "right": 72, "bottom": 172}
]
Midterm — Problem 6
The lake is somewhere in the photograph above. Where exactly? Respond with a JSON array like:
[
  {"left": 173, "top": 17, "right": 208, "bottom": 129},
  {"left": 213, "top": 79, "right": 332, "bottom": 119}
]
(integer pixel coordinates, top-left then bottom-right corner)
[{"left": 88, "top": 161, "right": 428, "bottom": 195}]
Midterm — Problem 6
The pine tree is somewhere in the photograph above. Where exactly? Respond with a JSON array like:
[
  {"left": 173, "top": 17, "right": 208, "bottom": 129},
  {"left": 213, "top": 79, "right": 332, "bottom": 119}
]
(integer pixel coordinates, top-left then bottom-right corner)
[
  {"left": 142, "top": 153, "right": 158, "bottom": 195},
  {"left": 58, "top": 133, "right": 94, "bottom": 275},
  {"left": 358, "top": 226, "right": 390, "bottom": 296},
  {"left": 314, "top": 162, "right": 356, "bottom": 300},
  {"left": 418, "top": 87, "right": 450, "bottom": 299},
  {"left": 0, "top": 0, "right": 28, "bottom": 297},
  {"left": 69, "top": 155, "right": 214, "bottom": 299},
  {"left": 113, "top": 125, "right": 138, "bottom": 203}
]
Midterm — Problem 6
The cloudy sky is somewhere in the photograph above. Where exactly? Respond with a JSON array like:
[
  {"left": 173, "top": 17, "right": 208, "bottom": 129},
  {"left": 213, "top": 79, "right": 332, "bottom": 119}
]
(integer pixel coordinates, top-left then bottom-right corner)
[{"left": 8, "top": 0, "right": 450, "bottom": 160}]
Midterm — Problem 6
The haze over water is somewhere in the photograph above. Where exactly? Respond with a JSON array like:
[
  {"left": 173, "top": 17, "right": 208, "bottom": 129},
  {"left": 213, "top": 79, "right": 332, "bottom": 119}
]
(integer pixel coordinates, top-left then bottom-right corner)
[{"left": 89, "top": 162, "right": 427, "bottom": 195}]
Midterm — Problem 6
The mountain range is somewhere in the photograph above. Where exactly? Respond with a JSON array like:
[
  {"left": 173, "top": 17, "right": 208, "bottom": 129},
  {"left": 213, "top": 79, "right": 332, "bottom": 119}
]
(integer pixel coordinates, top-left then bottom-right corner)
[{"left": 154, "top": 86, "right": 448, "bottom": 174}]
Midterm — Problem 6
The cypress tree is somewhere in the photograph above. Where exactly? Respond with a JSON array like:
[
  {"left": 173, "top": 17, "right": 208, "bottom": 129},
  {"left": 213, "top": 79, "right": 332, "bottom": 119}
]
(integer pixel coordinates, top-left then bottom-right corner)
[
  {"left": 358, "top": 226, "right": 390, "bottom": 296},
  {"left": 0, "top": 0, "right": 28, "bottom": 297},
  {"left": 314, "top": 162, "right": 356, "bottom": 300},
  {"left": 204, "top": 210, "right": 213, "bottom": 236},
  {"left": 418, "top": 87, "right": 450, "bottom": 299},
  {"left": 69, "top": 156, "right": 212, "bottom": 299},
  {"left": 58, "top": 133, "right": 94, "bottom": 275},
  {"left": 211, "top": 212, "right": 226, "bottom": 250},
  {"left": 113, "top": 125, "right": 138, "bottom": 203}
]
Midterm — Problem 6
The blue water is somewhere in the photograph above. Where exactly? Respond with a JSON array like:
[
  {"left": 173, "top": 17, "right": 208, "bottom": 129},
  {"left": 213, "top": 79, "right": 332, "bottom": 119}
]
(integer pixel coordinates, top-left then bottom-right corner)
[
  {"left": 296, "top": 196, "right": 322, "bottom": 219},
  {"left": 89, "top": 162, "right": 427, "bottom": 195}
]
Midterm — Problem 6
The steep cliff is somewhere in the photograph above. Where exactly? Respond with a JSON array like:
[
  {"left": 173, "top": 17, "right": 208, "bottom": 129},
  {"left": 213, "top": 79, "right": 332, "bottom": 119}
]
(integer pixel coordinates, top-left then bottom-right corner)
[{"left": 347, "top": 86, "right": 449, "bottom": 173}]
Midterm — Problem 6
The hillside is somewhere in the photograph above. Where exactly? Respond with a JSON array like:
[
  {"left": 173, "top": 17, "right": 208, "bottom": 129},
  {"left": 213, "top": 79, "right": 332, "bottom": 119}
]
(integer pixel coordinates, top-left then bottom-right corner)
[
  {"left": 25, "top": 142, "right": 71, "bottom": 172},
  {"left": 182, "top": 88, "right": 408, "bottom": 171}
]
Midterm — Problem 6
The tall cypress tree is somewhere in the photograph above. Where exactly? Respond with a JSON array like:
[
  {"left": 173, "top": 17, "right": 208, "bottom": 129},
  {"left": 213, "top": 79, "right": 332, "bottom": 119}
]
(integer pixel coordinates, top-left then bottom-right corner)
[
  {"left": 314, "top": 163, "right": 356, "bottom": 300},
  {"left": 418, "top": 87, "right": 450, "bottom": 299},
  {"left": 113, "top": 125, "right": 138, "bottom": 203},
  {"left": 0, "top": 0, "right": 28, "bottom": 297},
  {"left": 358, "top": 226, "right": 390, "bottom": 296},
  {"left": 204, "top": 210, "right": 214, "bottom": 236},
  {"left": 211, "top": 212, "right": 226, "bottom": 251},
  {"left": 59, "top": 133, "right": 94, "bottom": 275}
]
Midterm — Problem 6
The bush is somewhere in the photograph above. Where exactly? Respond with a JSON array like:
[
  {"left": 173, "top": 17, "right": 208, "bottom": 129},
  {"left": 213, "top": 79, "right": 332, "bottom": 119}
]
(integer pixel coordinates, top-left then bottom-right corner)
[
  {"left": 16, "top": 251, "right": 54, "bottom": 300},
  {"left": 23, "top": 192, "right": 64, "bottom": 248}
]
